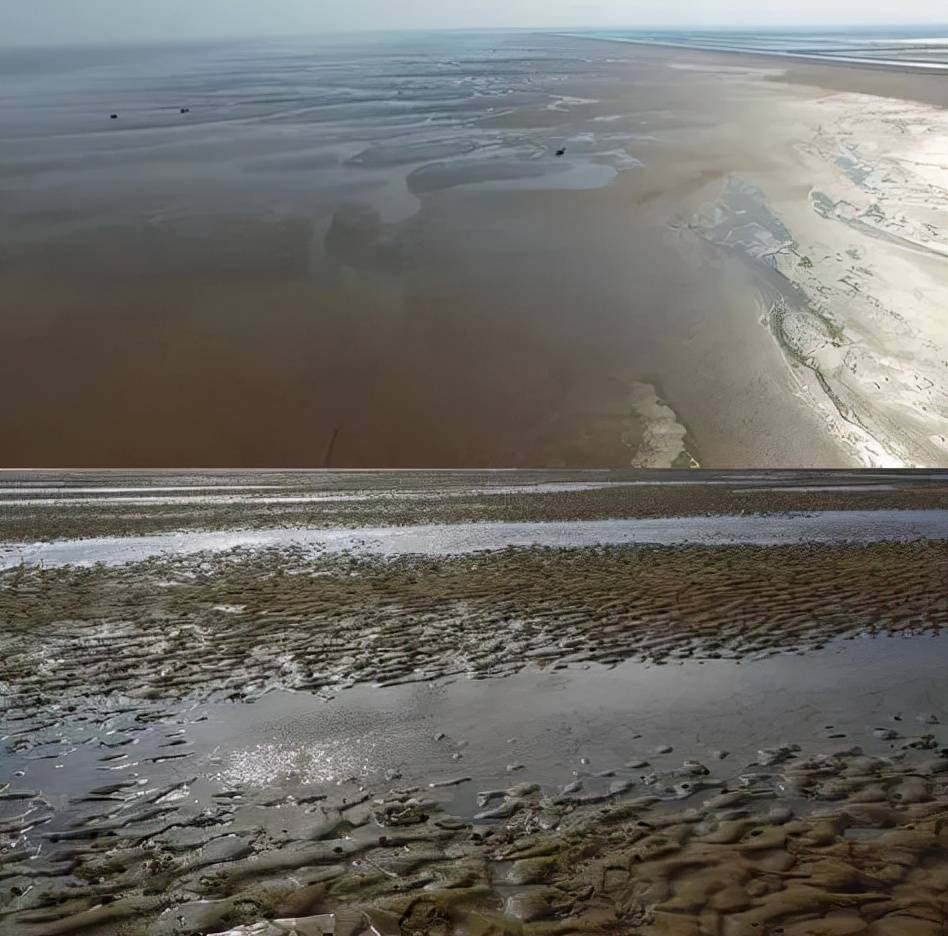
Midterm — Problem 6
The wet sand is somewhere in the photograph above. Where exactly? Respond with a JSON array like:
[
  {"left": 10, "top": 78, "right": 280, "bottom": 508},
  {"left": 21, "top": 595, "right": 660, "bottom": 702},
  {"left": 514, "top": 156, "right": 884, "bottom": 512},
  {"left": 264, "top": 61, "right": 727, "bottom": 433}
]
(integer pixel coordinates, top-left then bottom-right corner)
[
  {"left": 3, "top": 468, "right": 948, "bottom": 543},
  {"left": 2, "top": 470, "right": 948, "bottom": 934},
  {"left": 4, "top": 510, "right": 948, "bottom": 569},
  {"left": 2, "top": 34, "right": 946, "bottom": 468}
]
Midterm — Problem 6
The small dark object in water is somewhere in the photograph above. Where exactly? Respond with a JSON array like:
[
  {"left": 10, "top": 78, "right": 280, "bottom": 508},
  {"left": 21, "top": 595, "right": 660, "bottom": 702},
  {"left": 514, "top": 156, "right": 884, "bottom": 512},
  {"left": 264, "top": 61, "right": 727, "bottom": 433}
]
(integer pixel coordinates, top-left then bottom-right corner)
[
  {"left": 180, "top": 107, "right": 190, "bottom": 114},
  {"left": 555, "top": 147, "right": 566, "bottom": 157},
  {"left": 109, "top": 114, "right": 118, "bottom": 119}
]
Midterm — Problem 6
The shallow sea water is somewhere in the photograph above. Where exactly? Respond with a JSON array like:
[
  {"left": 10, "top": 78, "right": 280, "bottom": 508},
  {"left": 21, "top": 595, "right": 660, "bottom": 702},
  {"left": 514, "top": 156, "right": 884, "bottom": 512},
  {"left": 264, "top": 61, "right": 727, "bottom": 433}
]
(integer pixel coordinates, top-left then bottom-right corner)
[{"left": 0, "top": 32, "right": 642, "bottom": 227}]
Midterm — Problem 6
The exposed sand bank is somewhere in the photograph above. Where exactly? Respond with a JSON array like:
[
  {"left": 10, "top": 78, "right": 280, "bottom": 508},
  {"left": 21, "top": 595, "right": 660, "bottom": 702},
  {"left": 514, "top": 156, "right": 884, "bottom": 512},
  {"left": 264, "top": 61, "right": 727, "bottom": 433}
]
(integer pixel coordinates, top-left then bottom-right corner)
[
  {"left": 575, "top": 41, "right": 948, "bottom": 467},
  {"left": 684, "top": 77, "right": 948, "bottom": 467}
]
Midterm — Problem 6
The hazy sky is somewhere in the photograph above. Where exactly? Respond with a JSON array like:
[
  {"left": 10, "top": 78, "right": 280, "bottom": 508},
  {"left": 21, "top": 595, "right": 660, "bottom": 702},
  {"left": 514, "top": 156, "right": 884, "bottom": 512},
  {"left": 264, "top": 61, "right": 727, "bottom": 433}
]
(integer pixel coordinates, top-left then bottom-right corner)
[{"left": 3, "top": 0, "right": 947, "bottom": 46}]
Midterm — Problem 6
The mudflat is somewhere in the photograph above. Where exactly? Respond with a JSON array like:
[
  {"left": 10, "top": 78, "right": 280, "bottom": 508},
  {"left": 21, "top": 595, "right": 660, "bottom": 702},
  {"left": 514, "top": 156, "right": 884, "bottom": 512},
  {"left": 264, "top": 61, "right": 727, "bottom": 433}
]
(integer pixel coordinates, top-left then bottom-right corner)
[
  {"left": 1, "top": 34, "right": 946, "bottom": 468},
  {"left": 2, "top": 470, "right": 948, "bottom": 935}
]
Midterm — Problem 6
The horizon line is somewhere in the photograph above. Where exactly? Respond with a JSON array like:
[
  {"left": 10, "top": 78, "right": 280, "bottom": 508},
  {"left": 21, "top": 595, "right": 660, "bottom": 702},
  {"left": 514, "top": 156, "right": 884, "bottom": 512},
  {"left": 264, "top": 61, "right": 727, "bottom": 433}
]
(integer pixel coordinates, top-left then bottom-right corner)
[{"left": 3, "top": 21, "right": 948, "bottom": 51}]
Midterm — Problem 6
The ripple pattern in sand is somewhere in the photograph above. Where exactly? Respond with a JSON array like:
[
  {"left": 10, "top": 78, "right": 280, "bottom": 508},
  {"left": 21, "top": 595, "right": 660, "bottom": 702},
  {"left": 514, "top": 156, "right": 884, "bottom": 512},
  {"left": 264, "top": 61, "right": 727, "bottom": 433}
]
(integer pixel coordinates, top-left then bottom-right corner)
[{"left": 2, "top": 541, "right": 946, "bottom": 708}]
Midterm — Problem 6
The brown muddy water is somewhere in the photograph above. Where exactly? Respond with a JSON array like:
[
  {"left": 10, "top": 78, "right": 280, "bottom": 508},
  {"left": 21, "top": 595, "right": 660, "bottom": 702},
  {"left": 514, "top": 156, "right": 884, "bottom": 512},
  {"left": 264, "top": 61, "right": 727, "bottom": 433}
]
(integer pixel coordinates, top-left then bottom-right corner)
[
  {"left": 0, "top": 32, "right": 872, "bottom": 470},
  {"left": 2, "top": 470, "right": 948, "bottom": 934}
]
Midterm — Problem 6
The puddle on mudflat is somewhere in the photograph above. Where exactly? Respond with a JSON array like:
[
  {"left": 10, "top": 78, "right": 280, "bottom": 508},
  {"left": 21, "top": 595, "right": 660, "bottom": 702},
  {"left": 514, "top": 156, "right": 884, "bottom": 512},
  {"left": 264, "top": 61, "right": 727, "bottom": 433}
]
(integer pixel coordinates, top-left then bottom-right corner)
[
  {"left": 190, "top": 632, "right": 948, "bottom": 817},
  {"left": 8, "top": 632, "right": 947, "bottom": 830}
]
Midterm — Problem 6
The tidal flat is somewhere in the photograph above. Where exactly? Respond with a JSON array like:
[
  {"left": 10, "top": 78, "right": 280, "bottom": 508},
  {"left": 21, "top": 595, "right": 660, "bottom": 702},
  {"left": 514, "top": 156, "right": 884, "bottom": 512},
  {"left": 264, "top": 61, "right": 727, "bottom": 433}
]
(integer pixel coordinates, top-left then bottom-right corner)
[
  {"left": 2, "top": 470, "right": 948, "bottom": 935},
  {"left": 2, "top": 33, "right": 947, "bottom": 468}
]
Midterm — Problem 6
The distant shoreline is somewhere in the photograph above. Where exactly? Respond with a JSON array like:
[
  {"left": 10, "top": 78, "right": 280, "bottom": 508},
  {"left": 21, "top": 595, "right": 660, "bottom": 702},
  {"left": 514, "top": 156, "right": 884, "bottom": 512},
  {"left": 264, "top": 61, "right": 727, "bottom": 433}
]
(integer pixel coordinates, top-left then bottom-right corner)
[{"left": 564, "top": 30, "right": 948, "bottom": 74}]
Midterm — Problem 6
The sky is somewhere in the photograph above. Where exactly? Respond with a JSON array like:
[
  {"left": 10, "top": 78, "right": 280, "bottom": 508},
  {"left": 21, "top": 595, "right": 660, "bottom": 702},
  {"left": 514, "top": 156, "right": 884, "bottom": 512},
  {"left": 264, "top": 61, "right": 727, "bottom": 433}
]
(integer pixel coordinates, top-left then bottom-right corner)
[{"left": 3, "top": 0, "right": 947, "bottom": 46}]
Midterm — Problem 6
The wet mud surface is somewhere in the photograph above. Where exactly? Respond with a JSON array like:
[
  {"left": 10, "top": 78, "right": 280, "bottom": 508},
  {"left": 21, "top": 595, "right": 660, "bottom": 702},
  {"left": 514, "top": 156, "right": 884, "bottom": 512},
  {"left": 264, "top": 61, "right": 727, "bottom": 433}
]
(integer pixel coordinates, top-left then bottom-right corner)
[
  {"left": 3, "top": 540, "right": 947, "bottom": 702},
  {"left": 2, "top": 472, "right": 948, "bottom": 935},
  {"left": 3, "top": 469, "right": 948, "bottom": 544}
]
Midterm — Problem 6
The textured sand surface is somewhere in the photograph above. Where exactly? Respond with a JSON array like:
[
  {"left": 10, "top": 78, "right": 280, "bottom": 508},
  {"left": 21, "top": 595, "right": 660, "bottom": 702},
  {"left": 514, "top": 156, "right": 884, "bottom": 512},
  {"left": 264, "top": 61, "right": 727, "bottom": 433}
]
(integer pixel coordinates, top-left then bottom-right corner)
[{"left": 2, "top": 472, "right": 948, "bottom": 935}]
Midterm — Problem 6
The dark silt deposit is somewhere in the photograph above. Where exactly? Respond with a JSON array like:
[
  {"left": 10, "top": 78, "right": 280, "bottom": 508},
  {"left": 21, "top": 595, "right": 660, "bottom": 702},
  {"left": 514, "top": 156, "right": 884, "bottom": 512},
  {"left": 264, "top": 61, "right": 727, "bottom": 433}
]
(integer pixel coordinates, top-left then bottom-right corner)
[{"left": 2, "top": 470, "right": 948, "bottom": 934}]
